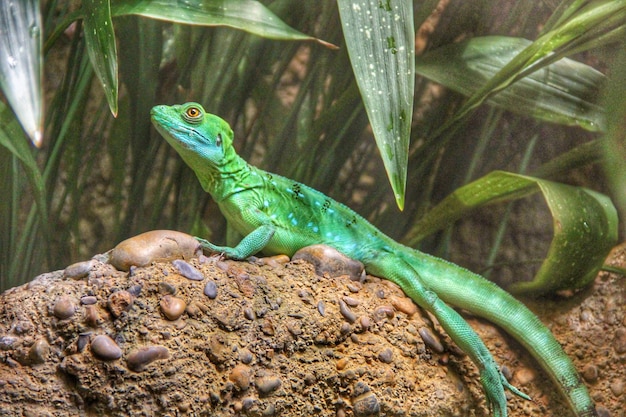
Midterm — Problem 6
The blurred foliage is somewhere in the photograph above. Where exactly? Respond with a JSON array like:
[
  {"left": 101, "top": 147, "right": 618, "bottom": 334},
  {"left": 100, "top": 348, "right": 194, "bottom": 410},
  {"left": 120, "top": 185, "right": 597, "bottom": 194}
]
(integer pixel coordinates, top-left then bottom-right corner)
[{"left": 0, "top": 0, "right": 623, "bottom": 293}]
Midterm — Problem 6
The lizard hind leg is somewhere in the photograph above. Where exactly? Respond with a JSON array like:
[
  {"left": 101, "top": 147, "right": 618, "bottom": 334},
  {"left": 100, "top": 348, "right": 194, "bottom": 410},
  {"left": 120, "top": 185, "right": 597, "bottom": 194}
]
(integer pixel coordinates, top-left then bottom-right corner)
[{"left": 367, "top": 256, "right": 529, "bottom": 417}]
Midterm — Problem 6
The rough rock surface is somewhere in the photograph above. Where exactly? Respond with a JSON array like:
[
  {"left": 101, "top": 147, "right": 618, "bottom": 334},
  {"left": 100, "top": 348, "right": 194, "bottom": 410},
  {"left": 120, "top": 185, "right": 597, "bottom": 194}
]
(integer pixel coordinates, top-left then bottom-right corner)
[{"left": 0, "top": 238, "right": 624, "bottom": 417}]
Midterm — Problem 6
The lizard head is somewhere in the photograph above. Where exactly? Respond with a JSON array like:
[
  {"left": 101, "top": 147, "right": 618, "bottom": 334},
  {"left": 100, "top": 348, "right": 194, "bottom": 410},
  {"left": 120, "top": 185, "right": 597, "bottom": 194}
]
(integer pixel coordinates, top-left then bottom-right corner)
[{"left": 150, "top": 102, "right": 234, "bottom": 170}]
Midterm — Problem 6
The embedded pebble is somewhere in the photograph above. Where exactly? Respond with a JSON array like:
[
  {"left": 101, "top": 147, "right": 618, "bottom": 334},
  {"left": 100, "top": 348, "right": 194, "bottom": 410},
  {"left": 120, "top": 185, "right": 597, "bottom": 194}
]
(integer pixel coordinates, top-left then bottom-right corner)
[
  {"left": 373, "top": 306, "right": 394, "bottom": 322},
  {"left": 292, "top": 244, "right": 364, "bottom": 280},
  {"left": 359, "top": 316, "right": 371, "bottom": 331},
  {"left": 614, "top": 328, "right": 626, "bottom": 354},
  {"left": 352, "top": 382, "right": 380, "bottom": 416},
  {"left": 128, "top": 284, "right": 142, "bottom": 297},
  {"left": 610, "top": 379, "right": 624, "bottom": 396},
  {"left": 91, "top": 335, "right": 122, "bottom": 361},
  {"left": 27, "top": 339, "right": 49, "bottom": 365},
  {"left": 80, "top": 295, "right": 97, "bottom": 305},
  {"left": 160, "top": 295, "right": 186, "bottom": 320},
  {"left": 339, "top": 299, "right": 357, "bottom": 323},
  {"left": 83, "top": 305, "right": 99, "bottom": 327},
  {"left": 342, "top": 296, "right": 360, "bottom": 307},
  {"left": 109, "top": 230, "right": 201, "bottom": 271},
  {"left": 317, "top": 301, "right": 325, "bottom": 316},
  {"left": 229, "top": 364, "right": 252, "bottom": 390},
  {"left": 347, "top": 282, "right": 362, "bottom": 293},
  {"left": 204, "top": 281, "right": 218, "bottom": 299},
  {"left": 53, "top": 296, "right": 76, "bottom": 320},
  {"left": 418, "top": 327, "right": 444, "bottom": 353},
  {"left": 378, "top": 348, "right": 393, "bottom": 364},
  {"left": 255, "top": 375, "right": 281, "bottom": 395},
  {"left": 172, "top": 259, "right": 204, "bottom": 281},
  {"left": 0, "top": 336, "right": 17, "bottom": 350},
  {"left": 77, "top": 333, "right": 91, "bottom": 352},
  {"left": 515, "top": 367, "right": 536, "bottom": 385},
  {"left": 391, "top": 296, "right": 417, "bottom": 316},
  {"left": 244, "top": 308, "right": 256, "bottom": 320},
  {"left": 582, "top": 364, "right": 598, "bottom": 383},
  {"left": 239, "top": 349, "right": 253, "bottom": 364},
  {"left": 127, "top": 346, "right": 169, "bottom": 372},
  {"left": 107, "top": 291, "right": 133, "bottom": 318},
  {"left": 64, "top": 260, "right": 94, "bottom": 279}
]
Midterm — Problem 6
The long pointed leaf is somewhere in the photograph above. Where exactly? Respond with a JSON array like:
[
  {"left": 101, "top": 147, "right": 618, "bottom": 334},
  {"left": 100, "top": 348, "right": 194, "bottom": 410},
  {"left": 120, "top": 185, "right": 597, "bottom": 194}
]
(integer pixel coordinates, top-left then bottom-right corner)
[
  {"left": 111, "top": 0, "right": 337, "bottom": 48},
  {"left": 83, "top": 0, "right": 118, "bottom": 116},
  {"left": 416, "top": 36, "right": 606, "bottom": 132},
  {"left": 0, "top": 0, "right": 43, "bottom": 146},
  {"left": 337, "top": 0, "right": 415, "bottom": 209},
  {"left": 404, "top": 171, "right": 617, "bottom": 296}
]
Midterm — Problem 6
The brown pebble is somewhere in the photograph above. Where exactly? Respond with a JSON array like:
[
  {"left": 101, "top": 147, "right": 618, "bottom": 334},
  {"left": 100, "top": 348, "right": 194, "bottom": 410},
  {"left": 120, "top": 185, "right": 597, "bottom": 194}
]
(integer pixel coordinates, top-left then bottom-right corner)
[
  {"left": 391, "top": 296, "right": 417, "bottom": 316},
  {"left": 64, "top": 260, "right": 94, "bottom": 279},
  {"left": 373, "top": 305, "right": 394, "bottom": 322},
  {"left": 614, "top": 328, "right": 626, "bottom": 354},
  {"left": 343, "top": 296, "right": 360, "bottom": 307},
  {"left": 359, "top": 316, "right": 371, "bottom": 331},
  {"left": 339, "top": 299, "right": 357, "bottom": 323},
  {"left": 160, "top": 295, "right": 186, "bottom": 320},
  {"left": 609, "top": 379, "right": 624, "bottom": 396},
  {"left": 418, "top": 327, "right": 444, "bottom": 353},
  {"left": 80, "top": 295, "right": 97, "bottom": 305},
  {"left": 378, "top": 348, "right": 393, "bottom": 364},
  {"left": 107, "top": 290, "right": 133, "bottom": 318},
  {"left": 292, "top": 244, "right": 364, "bottom": 280},
  {"left": 244, "top": 308, "right": 256, "bottom": 320},
  {"left": 336, "top": 357, "right": 348, "bottom": 370},
  {"left": 91, "top": 335, "right": 122, "bottom": 361},
  {"left": 83, "top": 305, "right": 99, "bottom": 327},
  {"left": 352, "top": 382, "right": 380, "bottom": 416},
  {"left": 109, "top": 230, "right": 201, "bottom": 271},
  {"left": 53, "top": 296, "right": 76, "bottom": 320},
  {"left": 172, "top": 259, "right": 204, "bottom": 281},
  {"left": 515, "top": 367, "right": 536, "bottom": 385},
  {"left": 317, "top": 301, "right": 325, "bottom": 316},
  {"left": 239, "top": 349, "right": 254, "bottom": 364},
  {"left": 229, "top": 364, "right": 252, "bottom": 391},
  {"left": 582, "top": 364, "right": 598, "bottom": 383},
  {"left": 77, "top": 333, "right": 91, "bottom": 352},
  {"left": 27, "top": 339, "right": 49, "bottom": 365},
  {"left": 256, "top": 375, "right": 281, "bottom": 395},
  {"left": 204, "top": 281, "right": 218, "bottom": 299},
  {"left": 127, "top": 346, "right": 169, "bottom": 371}
]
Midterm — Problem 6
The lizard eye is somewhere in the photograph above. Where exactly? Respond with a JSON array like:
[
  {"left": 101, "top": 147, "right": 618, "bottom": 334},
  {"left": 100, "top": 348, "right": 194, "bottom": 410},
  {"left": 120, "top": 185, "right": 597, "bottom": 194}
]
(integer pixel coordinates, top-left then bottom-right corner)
[
  {"left": 216, "top": 133, "right": 222, "bottom": 147},
  {"left": 183, "top": 106, "right": 202, "bottom": 123}
]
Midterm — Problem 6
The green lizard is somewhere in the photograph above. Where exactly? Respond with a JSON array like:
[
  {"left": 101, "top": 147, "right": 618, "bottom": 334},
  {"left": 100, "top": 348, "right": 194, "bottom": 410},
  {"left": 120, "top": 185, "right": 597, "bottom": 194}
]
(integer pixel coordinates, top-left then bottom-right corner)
[{"left": 151, "top": 102, "right": 597, "bottom": 417}]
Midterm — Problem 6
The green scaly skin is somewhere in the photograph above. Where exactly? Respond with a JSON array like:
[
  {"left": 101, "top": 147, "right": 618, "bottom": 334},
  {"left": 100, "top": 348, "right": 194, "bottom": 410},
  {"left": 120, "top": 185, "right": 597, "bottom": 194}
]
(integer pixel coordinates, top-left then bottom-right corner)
[{"left": 151, "top": 102, "right": 597, "bottom": 417}]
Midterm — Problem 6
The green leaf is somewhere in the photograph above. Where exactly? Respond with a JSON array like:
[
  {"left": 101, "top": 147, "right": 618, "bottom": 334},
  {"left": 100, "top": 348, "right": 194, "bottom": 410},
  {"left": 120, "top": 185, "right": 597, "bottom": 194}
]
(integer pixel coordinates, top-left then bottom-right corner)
[
  {"left": 337, "top": 0, "right": 415, "bottom": 209},
  {"left": 83, "top": 0, "right": 118, "bottom": 116},
  {"left": 0, "top": 0, "right": 43, "bottom": 146},
  {"left": 0, "top": 102, "right": 48, "bottom": 248},
  {"left": 404, "top": 171, "right": 617, "bottom": 296},
  {"left": 429, "top": 1, "right": 625, "bottom": 136},
  {"left": 416, "top": 36, "right": 606, "bottom": 131},
  {"left": 110, "top": 0, "right": 337, "bottom": 48}
]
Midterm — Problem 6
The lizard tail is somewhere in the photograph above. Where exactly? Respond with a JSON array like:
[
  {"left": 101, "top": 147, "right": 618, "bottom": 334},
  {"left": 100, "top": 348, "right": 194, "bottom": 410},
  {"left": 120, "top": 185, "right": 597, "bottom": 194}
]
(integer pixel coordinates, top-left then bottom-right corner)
[{"left": 402, "top": 250, "right": 598, "bottom": 417}]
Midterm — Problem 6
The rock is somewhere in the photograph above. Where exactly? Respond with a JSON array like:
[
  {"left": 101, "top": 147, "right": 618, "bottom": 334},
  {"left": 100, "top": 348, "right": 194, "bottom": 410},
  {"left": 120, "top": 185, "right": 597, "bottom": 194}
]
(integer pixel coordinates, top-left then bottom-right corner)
[
  {"left": 172, "top": 259, "right": 204, "bottom": 281},
  {"left": 160, "top": 295, "right": 186, "bottom": 320},
  {"left": 52, "top": 296, "right": 76, "bottom": 320},
  {"left": 203, "top": 281, "right": 218, "bottom": 299},
  {"left": 229, "top": 364, "right": 252, "bottom": 391},
  {"left": 91, "top": 335, "right": 122, "bottom": 361},
  {"left": 255, "top": 375, "right": 281, "bottom": 396},
  {"left": 127, "top": 346, "right": 169, "bottom": 372},
  {"left": 292, "top": 244, "right": 364, "bottom": 280},
  {"left": 109, "top": 230, "right": 201, "bottom": 271},
  {"left": 64, "top": 260, "right": 94, "bottom": 279},
  {"left": 107, "top": 290, "right": 133, "bottom": 318}
]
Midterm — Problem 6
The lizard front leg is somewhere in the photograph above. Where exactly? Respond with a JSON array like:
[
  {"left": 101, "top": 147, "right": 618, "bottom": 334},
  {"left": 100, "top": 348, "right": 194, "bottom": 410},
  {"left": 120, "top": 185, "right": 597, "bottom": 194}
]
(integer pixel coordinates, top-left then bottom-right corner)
[{"left": 197, "top": 224, "right": 275, "bottom": 260}]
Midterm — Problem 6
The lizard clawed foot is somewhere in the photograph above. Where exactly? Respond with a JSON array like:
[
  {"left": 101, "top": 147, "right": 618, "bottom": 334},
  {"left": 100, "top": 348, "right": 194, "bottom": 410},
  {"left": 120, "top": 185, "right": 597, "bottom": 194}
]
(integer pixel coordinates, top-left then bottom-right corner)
[{"left": 480, "top": 364, "right": 531, "bottom": 417}]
